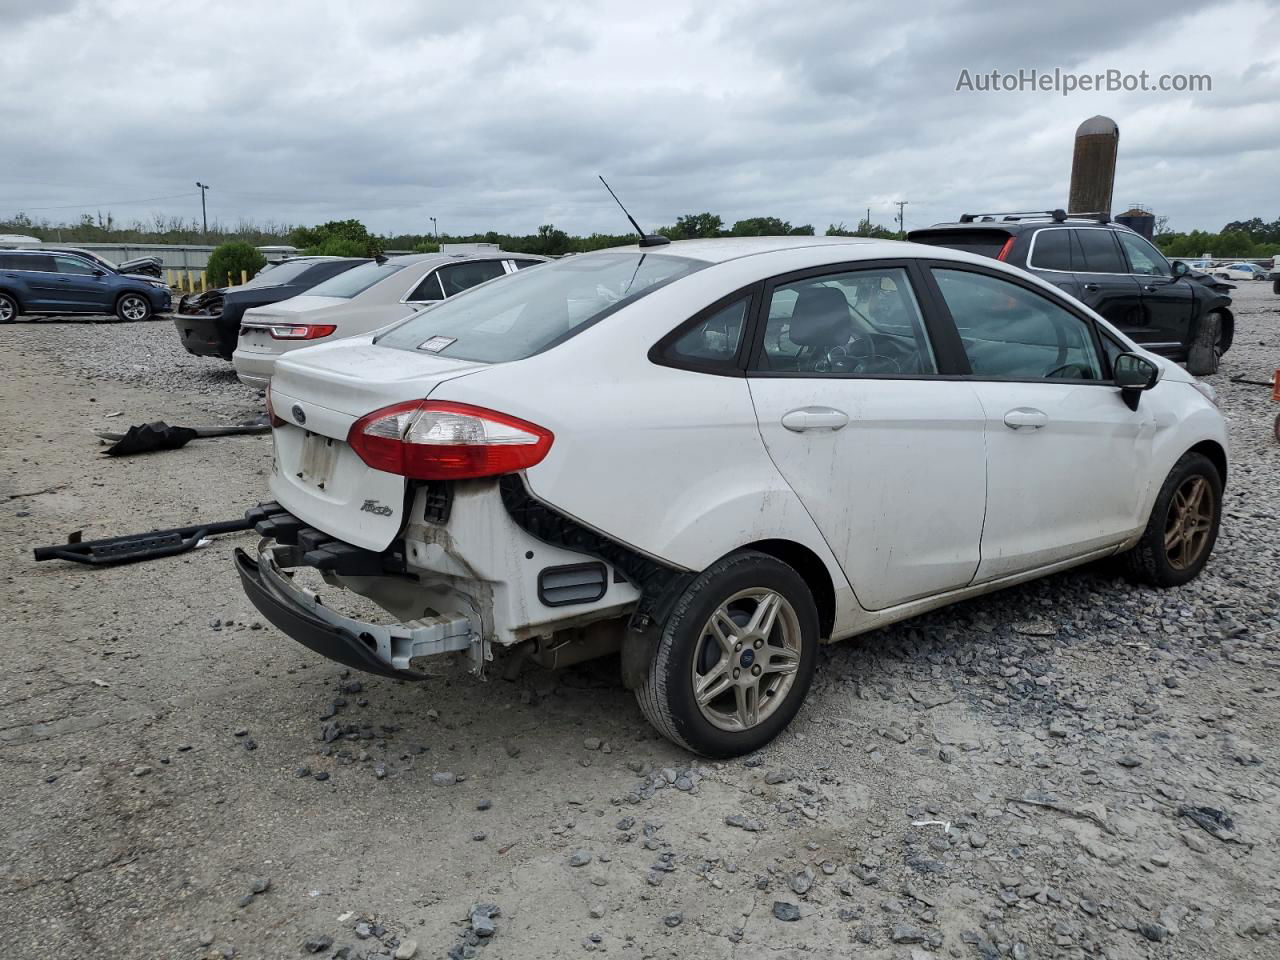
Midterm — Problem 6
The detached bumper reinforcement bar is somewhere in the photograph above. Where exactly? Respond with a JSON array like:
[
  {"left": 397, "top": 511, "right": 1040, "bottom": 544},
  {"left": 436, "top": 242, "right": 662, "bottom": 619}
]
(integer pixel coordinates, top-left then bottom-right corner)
[{"left": 235, "top": 543, "right": 480, "bottom": 679}]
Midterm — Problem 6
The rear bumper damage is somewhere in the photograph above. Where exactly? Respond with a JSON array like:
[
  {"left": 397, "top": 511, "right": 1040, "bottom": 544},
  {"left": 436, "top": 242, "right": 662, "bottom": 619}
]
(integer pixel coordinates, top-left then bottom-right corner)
[{"left": 236, "top": 542, "right": 484, "bottom": 678}]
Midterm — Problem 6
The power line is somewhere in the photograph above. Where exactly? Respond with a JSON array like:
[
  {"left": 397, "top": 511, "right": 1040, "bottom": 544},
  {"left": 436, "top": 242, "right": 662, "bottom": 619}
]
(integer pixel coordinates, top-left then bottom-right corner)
[{"left": 1, "top": 191, "right": 195, "bottom": 212}]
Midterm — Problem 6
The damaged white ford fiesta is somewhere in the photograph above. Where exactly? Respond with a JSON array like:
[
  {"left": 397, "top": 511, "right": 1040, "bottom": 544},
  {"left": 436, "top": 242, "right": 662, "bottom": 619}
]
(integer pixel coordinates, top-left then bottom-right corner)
[{"left": 238, "top": 236, "right": 1227, "bottom": 757}]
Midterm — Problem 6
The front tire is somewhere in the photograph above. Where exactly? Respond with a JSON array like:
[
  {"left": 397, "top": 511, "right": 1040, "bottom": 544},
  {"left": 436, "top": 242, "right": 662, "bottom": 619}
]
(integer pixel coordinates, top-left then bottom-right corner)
[
  {"left": 635, "top": 551, "right": 819, "bottom": 758},
  {"left": 1186, "top": 309, "right": 1223, "bottom": 376},
  {"left": 116, "top": 293, "right": 152, "bottom": 323},
  {"left": 0, "top": 292, "right": 17, "bottom": 323},
  {"left": 1121, "top": 452, "right": 1221, "bottom": 587}
]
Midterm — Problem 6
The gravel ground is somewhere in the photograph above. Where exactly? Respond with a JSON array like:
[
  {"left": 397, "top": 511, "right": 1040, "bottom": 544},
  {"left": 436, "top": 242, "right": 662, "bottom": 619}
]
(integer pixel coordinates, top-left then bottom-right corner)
[{"left": 1, "top": 284, "right": 1278, "bottom": 960}]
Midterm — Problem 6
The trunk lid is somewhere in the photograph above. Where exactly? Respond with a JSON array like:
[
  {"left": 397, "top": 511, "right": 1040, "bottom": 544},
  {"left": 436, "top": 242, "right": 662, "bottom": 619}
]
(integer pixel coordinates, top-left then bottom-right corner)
[{"left": 267, "top": 340, "right": 490, "bottom": 551}]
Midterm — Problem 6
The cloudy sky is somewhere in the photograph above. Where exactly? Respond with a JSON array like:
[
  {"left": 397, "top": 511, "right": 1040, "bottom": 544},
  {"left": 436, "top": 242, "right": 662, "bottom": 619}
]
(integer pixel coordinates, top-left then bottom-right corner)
[{"left": 2, "top": 0, "right": 1276, "bottom": 238}]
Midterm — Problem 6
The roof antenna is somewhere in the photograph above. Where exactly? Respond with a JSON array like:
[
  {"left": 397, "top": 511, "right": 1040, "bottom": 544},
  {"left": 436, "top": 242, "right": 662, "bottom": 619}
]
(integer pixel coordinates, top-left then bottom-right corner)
[{"left": 598, "top": 175, "right": 670, "bottom": 247}]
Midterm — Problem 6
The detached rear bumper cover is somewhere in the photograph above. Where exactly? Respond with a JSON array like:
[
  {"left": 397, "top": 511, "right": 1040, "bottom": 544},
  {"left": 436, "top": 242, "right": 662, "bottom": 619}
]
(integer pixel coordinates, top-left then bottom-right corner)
[{"left": 235, "top": 543, "right": 478, "bottom": 679}]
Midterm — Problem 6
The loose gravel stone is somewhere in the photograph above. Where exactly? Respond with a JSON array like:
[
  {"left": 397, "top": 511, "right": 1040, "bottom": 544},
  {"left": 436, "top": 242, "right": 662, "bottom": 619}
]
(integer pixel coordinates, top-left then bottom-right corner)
[{"left": 773, "top": 902, "right": 801, "bottom": 922}]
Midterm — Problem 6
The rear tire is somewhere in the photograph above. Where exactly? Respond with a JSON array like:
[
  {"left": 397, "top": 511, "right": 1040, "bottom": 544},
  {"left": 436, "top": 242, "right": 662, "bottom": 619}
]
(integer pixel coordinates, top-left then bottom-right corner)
[
  {"left": 635, "top": 551, "right": 819, "bottom": 758},
  {"left": 116, "top": 293, "right": 152, "bottom": 323},
  {"left": 1273, "top": 279, "right": 1279, "bottom": 295},
  {"left": 1120, "top": 452, "right": 1221, "bottom": 587},
  {"left": 0, "top": 292, "right": 17, "bottom": 323}
]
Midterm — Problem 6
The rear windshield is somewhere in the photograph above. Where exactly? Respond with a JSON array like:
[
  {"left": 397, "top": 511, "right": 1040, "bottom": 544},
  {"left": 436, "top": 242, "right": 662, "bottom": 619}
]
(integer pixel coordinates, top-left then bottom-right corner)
[
  {"left": 242, "top": 259, "right": 328, "bottom": 289},
  {"left": 909, "top": 229, "right": 1011, "bottom": 260},
  {"left": 376, "top": 252, "right": 706, "bottom": 363},
  {"left": 304, "top": 259, "right": 408, "bottom": 299}
]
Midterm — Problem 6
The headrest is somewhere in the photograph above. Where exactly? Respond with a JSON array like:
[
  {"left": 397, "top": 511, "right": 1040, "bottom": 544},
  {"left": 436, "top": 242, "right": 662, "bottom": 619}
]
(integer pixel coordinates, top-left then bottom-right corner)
[{"left": 788, "top": 286, "right": 851, "bottom": 347}]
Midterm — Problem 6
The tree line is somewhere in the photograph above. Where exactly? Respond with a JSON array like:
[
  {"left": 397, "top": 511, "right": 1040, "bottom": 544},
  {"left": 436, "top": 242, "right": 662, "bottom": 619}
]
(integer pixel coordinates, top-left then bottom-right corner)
[{"left": 5, "top": 208, "right": 1275, "bottom": 259}]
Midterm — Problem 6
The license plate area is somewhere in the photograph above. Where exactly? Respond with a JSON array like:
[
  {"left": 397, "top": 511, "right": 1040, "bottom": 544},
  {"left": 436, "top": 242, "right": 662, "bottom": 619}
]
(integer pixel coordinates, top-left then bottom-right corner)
[
  {"left": 239, "top": 327, "right": 274, "bottom": 350},
  {"left": 299, "top": 431, "right": 339, "bottom": 487}
]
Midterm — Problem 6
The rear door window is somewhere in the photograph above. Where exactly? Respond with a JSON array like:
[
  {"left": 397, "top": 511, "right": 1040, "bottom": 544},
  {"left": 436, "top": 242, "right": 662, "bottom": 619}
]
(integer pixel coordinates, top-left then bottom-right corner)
[
  {"left": 753, "top": 266, "right": 937, "bottom": 376},
  {"left": 1028, "top": 229, "right": 1073, "bottom": 271},
  {"left": 9, "top": 254, "right": 56, "bottom": 273},
  {"left": 436, "top": 260, "right": 507, "bottom": 296},
  {"left": 1074, "top": 230, "right": 1127, "bottom": 274}
]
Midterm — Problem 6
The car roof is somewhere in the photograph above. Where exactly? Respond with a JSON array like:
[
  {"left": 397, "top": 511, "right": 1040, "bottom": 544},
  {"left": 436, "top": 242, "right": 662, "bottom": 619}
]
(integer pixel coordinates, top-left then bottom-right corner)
[
  {"left": 385, "top": 250, "right": 541, "bottom": 267},
  {"left": 576, "top": 236, "right": 1028, "bottom": 275},
  {"left": 599, "top": 236, "right": 890, "bottom": 264}
]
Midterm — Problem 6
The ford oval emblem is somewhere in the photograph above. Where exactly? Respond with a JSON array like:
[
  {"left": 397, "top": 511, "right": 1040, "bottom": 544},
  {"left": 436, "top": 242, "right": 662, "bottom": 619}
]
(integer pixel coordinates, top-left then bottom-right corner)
[{"left": 291, "top": 404, "right": 306, "bottom": 425}]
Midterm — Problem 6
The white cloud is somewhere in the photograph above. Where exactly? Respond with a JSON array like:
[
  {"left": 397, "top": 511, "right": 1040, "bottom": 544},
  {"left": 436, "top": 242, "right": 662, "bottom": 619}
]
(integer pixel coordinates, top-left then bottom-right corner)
[{"left": 0, "top": 0, "right": 1274, "bottom": 236}]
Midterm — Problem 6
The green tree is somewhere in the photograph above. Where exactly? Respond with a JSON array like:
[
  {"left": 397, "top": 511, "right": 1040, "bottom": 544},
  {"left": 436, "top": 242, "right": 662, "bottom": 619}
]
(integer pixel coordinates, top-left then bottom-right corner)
[
  {"left": 288, "top": 219, "right": 383, "bottom": 257},
  {"left": 206, "top": 241, "right": 267, "bottom": 287},
  {"left": 671, "top": 212, "right": 723, "bottom": 239},
  {"left": 531, "top": 224, "right": 571, "bottom": 256}
]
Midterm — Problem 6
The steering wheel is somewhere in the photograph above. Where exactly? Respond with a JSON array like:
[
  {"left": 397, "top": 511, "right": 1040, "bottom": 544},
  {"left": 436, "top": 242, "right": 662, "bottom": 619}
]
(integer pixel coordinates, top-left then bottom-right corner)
[{"left": 813, "top": 336, "right": 902, "bottom": 375}]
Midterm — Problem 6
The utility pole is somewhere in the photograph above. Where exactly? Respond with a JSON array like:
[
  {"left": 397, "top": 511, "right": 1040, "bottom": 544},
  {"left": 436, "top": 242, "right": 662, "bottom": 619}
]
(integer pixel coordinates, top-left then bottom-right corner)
[
  {"left": 894, "top": 200, "right": 909, "bottom": 235},
  {"left": 429, "top": 217, "right": 438, "bottom": 240},
  {"left": 195, "top": 182, "right": 210, "bottom": 236}
]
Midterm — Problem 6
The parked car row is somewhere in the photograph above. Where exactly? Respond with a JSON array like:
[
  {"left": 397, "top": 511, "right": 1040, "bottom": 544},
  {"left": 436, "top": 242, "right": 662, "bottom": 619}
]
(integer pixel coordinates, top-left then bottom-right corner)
[
  {"left": 238, "top": 235, "right": 1227, "bottom": 757},
  {"left": 231, "top": 251, "right": 544, "bottom": 388}
]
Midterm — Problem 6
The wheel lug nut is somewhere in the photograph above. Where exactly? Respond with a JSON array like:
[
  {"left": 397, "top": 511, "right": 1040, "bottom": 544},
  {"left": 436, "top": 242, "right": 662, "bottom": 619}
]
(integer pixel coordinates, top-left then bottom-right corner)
[
  {"left": 735, "top": 642, "right": 742, "bottom": 652},
  {"left": 754, "top": 639, "right": 763, "bottom": 649},
  {"left": 751, "top": 665, "right": 762, "bottom": 676},
  {"left": 733, "top": 668, "right": 741, "bottom": 679}
]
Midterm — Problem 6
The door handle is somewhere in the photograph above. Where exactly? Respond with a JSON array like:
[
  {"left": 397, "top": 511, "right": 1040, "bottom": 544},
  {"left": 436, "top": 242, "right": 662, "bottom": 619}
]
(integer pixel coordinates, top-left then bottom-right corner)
[
  {"left": 781, "top": 406, "right": 849, "bottom": 432},
  {"left": 1143, "top": 284, "right": 1158, "bottom": 292},
  {"left": 1082, "top": 282, "right": 1100, "bottom": 292},
  {"left": 1003, "top": 407, "right": 1048, "bottom": 430}
]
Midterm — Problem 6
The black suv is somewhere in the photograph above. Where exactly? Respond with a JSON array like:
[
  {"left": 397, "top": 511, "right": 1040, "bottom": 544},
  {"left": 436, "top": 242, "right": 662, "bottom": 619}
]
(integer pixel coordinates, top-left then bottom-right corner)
[{"left": 908, "top": 211, "right": 1232, "bottom": 375}]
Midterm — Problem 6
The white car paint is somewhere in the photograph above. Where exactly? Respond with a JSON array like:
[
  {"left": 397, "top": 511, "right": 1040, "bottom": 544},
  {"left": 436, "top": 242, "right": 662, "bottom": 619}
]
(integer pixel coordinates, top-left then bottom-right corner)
[
  {"left": 251, "top": 235, "right": 1227, "bottom": 683},
  {"left": 234, "top": 252, "right": 545, "bottom": 388}
]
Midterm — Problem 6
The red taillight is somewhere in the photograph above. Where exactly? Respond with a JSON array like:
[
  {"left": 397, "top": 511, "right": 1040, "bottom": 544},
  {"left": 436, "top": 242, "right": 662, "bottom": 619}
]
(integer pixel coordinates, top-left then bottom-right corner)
[
  {"left": 347, "top": 401, "right": 554, "bottom": 480},
  {"left": 995, "top": 236, "right": 1015, "bottom": 261},
  {"left": 265, "top": 384, "right": 285, "bottom": 427},
  {"left": 267, "top": 323, "right": 337, "bottom": 340}
]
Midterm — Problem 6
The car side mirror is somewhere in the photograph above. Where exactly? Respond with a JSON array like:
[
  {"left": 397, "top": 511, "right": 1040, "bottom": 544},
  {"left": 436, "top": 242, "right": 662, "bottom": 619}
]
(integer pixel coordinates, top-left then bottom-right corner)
[
  {"left": 92, "top": 268, "right": 106, "bottom": 277},
  {"left": 1170, "top": 260, "right": 1190, "bottom": 279},
  {"left": 1114, "top": 353, "right": 1159, "bottom": 408}
]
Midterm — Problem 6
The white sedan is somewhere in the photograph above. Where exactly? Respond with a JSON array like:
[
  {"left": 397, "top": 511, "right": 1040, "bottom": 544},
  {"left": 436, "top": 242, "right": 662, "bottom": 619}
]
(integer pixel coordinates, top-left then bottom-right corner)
[
  {"left": 1212, "top": 262, "right": 1268, "bottom": 281},
  {"left": 238, "top": 236, "right": 1227, "bottom": 757},
  {"left": 231, "top": 249, "right": 547, "bottom": 388}
]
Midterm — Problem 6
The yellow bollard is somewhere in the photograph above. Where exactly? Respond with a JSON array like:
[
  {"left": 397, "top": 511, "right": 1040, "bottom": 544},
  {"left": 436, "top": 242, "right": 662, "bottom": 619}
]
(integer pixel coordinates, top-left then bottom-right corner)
[
  {"left": 199, "top": 271, "right": 207, "bottom": 293},
  {"left": 227, "top": 273, "right": 233, "bottom": 288},
  {"left": 166, "top": 269, "right": 173, "bottom": 287},
  {"left": 240, "top": 269, "right": 248, "bottom": 285}
]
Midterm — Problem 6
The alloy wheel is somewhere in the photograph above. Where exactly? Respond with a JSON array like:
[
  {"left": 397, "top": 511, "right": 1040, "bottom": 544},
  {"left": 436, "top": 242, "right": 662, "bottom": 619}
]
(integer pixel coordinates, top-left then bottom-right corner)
[
  {"left": 121, "top": 296, "right": 148, "bottom": 321},
  {"left": 0, "top": 298, "right": 14, "bottom": 323},
  {"left": 690, "top": 588, "right": 802, "bottom": 732},
  {"left": 1165, "top": 475, "right": 1214, "bottom": 571}
]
